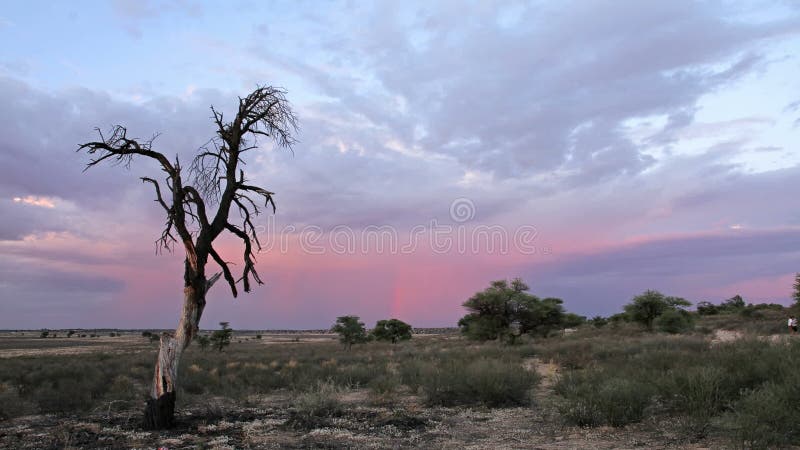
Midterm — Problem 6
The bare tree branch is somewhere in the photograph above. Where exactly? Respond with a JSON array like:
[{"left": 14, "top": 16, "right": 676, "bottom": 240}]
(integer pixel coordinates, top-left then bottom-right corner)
[
  {"left": 78, "top": 126, "right": 174, "bottom": 174},
  {"left": 239, "top": 184, "right": 276, "bottom": 213},
  {"left": 182, "top": 186, "right": 209, "bottom": 229},
  {"left": 189, "top": 139, "right": 227, "bottom": 204},
  {"left": 225, "top": 222, "right": 262, "bottom": 293},
  {"left": 206, "top": 85, "right": 297, "bottom": 241},
  {"left": 208, "top": 245, "right": 238, "bottom": 297},
  {"left": 141, "top": 177, "right": 171, "bottom": 212}
]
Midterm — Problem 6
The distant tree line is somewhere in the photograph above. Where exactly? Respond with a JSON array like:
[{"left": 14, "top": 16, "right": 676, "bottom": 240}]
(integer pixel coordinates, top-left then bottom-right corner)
[{"left": 455, "top": 275, "right": 800, "bottom": 340}]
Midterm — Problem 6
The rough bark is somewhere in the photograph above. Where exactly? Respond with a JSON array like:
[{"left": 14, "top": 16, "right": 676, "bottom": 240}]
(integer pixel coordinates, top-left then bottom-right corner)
[{"left": 142, "top": 270, "right": 219, "bottom": 429}]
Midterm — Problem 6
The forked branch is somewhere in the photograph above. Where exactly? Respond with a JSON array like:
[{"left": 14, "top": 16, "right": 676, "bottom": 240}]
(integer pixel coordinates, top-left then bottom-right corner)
[
  {"left": 79, "top": 126, "right": 174, "bottom": 174},
  {"left": 78, "top": 85, "right": 297, "bottom": 298}
]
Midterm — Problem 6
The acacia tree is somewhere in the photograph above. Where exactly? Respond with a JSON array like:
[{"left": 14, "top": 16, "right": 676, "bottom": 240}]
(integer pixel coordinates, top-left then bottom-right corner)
[
  {"left": 78, "top": 86, "right": 297, "bottom": 429},
  {"left": 457, "top": 278, "right": 574, "bottom": 342},
  {"left": 210, "top": 321, "right": 233, "bottom": 352},
  {"left": 372, "top": 318, "right": 413, "bottom": 343},
  {"left": 331, "top": 316, "right": 369, "bottom": 350},
  {"left": 623, "top": 290, "right": 691, "bottom": 331}
]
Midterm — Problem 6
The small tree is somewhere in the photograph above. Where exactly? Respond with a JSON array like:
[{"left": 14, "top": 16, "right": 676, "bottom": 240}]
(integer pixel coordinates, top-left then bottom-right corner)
[
  {"left": 719, "top": 294, "right": 746, "bottom": 313},
  {"left": 67, "top": 330, "right": 75, "bottom": 338},
  {"left": 372, "top": 319, "right": 412, "bottom": 343},
  {"left": 210, "top": 322, "right": 233, "bottom": 352},
  {"left": 623, "top": 290, "right": 691, "bottom": 331},
  {"left": 793, "top": 273, "right": 800, "bottom": 305},
  {"left": 195, "top": 334, "right": 210, "bottom": 350},
  {"left": 331, "top": 316, "right": 368, "bottom": 350},
  {"left": 696, "top": 301, "right": 719, "bottom": 315},
  {"left": 39, "top": 330, "right": 49, "bottom": 338}
]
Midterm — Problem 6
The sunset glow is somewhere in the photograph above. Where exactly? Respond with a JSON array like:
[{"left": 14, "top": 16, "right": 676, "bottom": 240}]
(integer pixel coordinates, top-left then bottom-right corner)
[{"left": 1, "top": 1, "right": 799, "bottom": 329}]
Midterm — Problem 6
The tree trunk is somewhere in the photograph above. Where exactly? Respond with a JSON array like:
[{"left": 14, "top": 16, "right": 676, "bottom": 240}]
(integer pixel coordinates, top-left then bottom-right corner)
[{"left": 143, "top": 271, "right": 219, "bottom": 429}]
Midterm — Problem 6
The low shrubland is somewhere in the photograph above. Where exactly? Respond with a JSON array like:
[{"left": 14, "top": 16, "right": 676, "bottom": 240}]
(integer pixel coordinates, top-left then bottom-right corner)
[
  {"left": 543, "top": 330, "right": 800, "bottom": 447},
  {"left": 2, "top": 314, "right": 799, "bottom": 449},
  {"left": 0, "top": 335, "right": 539, "bottom": 420}
]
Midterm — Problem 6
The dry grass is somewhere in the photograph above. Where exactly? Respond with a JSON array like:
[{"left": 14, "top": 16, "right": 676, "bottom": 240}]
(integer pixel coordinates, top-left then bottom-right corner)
[{"left": 0, "top": 319, "right": 797, "bottom": 448}]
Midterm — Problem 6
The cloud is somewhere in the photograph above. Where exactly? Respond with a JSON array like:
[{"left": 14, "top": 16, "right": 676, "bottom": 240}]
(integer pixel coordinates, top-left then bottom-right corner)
[
  {"left": 111, "top": 0, "right": 204, "bottom": 38},
  {"left": 13, "top": 195, "right": 56, "bottom": 208},
  {"left": 249, "top": 1, "right": 798, "bottom": 188}
]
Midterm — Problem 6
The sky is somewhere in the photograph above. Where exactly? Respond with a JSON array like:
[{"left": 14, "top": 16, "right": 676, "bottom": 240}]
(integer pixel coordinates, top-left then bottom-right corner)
[{"left": 1, "top": 0, "right": 799, "bottom": 330}]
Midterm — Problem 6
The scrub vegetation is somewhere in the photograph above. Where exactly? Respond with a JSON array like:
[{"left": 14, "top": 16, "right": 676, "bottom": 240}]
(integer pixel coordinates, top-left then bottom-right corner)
[{"left": 2, "top": 281, "right": 798, "bottom": 448}]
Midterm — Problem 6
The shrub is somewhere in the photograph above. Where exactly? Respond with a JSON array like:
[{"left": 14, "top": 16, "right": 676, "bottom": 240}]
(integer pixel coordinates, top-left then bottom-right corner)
[
  {"left": 32, "top": 379, "right": 95, "bottom": 413},
  {"left": 368, "top": 374, "right": 401, "bottom": 405},
  {"left": 0, "top": 384, "right": 36, "bottom": 420},
  {"left": 210, "top": 322, "right": 233, "bottom": 352},
  {"left": 623, "top": 290, "right": 691, "bottom": 331},
  {"left": 722, "top": 378, "right": 800, "bottom": 449},
  {"left": 399, "top": 359, "right": 427, "bottom": 394},
  {"left": 195, "top": 334, "right": 210, "bottom": 350},
  {"left": 417, "top": 357, "right": 537, "bottom": 407},
  {"left": 660, "top": 366, "right": 726, "bottom": 438},
  {"left": 103, "top": 375, "right": 139, "bottom": 405},
  {"left": 556, "top": 371, "right": 654, "bottom": 427},
  {"left": 656, "top": 309, "right": 694, "bottom": 334},
  {"left": 696, "top": 301, "right": 719, "bottom": 315},
  {"left": 285, "top": 381, "right": 343, "bottom": 430}
]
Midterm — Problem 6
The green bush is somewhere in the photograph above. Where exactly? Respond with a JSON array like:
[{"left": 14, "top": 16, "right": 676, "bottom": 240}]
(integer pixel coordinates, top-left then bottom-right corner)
[
  {"left": 369, "top": 374, "right": 401, "bottom": 395},
  {"left": 556, "top": 371, "right": 654, "bottom": 427},
  {"left": 659, "top": 366, "right": 726, "bottom": 438},
  {"left": 0, "top": 384, "right": 36, "bottom": 420},
  {"left": 32, "top": 379, "right": 95, "bottom": 413},
  {"left": 722, "top": 378, "right": 800, "bottom": 449},
  {"left": 656, "top": 309, "right": 694, "bottom": 334},
  {"left": 416, "top": 357, "right": 537, "bottom": 407},
  {"left": 399, "top": 359, "right": 427, "bottom": 394},
  {"left": 285, "top": 381, "right": 343, "bottom": 430}
]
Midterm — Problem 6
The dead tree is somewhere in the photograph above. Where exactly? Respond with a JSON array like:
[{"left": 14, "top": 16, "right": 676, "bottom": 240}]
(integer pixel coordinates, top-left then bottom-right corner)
[{"left": 78, "top": 86, "right": 297, "bottom": 429}]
